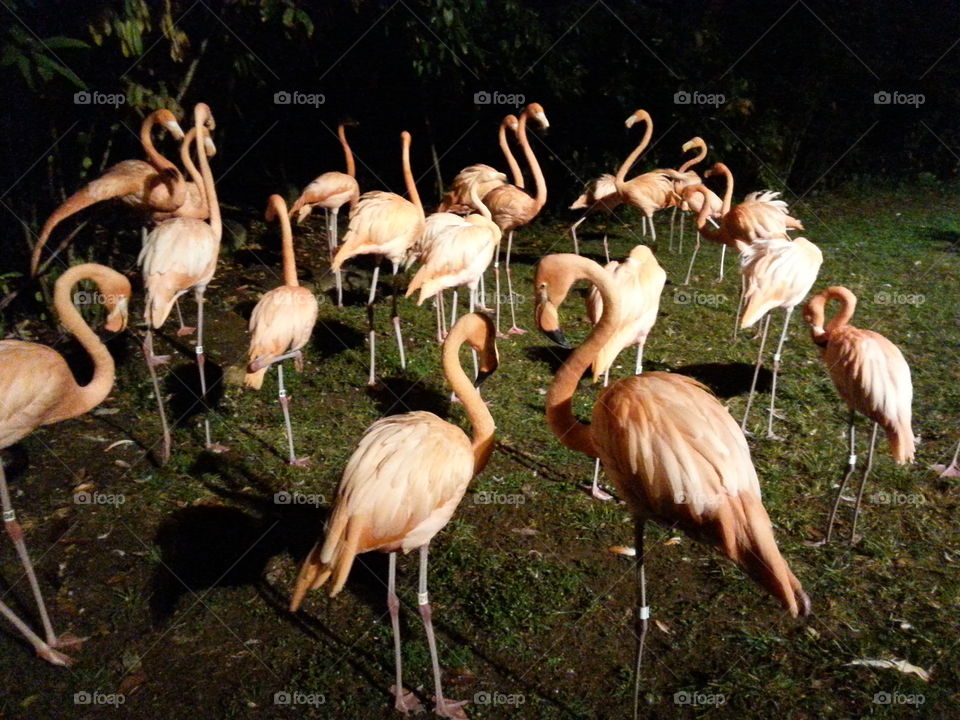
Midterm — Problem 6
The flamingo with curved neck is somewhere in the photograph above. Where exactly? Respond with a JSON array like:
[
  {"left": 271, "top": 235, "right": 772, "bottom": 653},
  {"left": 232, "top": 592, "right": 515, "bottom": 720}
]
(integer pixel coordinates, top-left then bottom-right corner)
[
  {"left": 138, "top": 102, "right": 222, "bottom": 462},
  {"left": 31, "top": 109, "right": 190, "bottom": 276},
  {"left": 804, "top": 285, "right": 915, "bottom": 543},
  {"left": 290, "top": 311, "right": 497, "bottom": 718},
  {"left": 481, "top": 102, "right": 549, "bottom": 335},
  {"left": 535, "top": 252, "right": 810, "bottom": 719},
  {"left": 0, "top": 262, "right": 130, "bottom": 666},
  {"left": 244, "top": 194, "right": 319, "bottom": 466},
  {"left": 332, "top": 130, "right": 426, "bottom": 385}
]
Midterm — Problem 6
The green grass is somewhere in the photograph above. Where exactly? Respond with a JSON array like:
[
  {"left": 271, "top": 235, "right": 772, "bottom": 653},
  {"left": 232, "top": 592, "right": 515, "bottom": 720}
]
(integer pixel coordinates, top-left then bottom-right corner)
[{"left": 1, "top": 181, "right": 958, "bottom": 719}]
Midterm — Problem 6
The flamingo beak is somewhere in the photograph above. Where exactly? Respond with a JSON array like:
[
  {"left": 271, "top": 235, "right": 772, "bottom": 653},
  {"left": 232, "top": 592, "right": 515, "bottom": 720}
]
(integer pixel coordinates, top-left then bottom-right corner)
[
  {"left": 204, "top": 136, "right": 217, "bottom": 156},
  {"left": 542, "top": 328, "right": 570, "bottom": 348},
  {"left": 164, "top": 121, "right": 185, "bottom": 140},
  {"left": 474, "top": 368, "right": 494, "bottom": 388},
  {"left": 105, "top": 297, "right": 129, "bottom": 333},
  {"left": 625, "top": 115, "right": 638, "bottom": 129},
  {"left": 536, "top": 112, "right": 550, "bottom": 129}
]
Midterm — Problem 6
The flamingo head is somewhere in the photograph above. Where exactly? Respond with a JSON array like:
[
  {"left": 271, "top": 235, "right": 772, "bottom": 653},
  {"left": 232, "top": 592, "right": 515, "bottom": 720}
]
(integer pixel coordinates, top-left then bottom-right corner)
[
  {"left": 682, "top": 136, "right": 705, "bottom": 153},
  {"left": 534, "top": 254, "right": 588, "bottom": 348},
  {"left": 703, "top": 162, "right": 730, "bottom": 180},
  {"left": 102, "top": 274, "right": 132, "bottom": 333},
  {"left": 525, "top": 103, "right": 549, "bottom": 130},
  {"left": 458, "top": 313, "right": 499, "bottom": 386},
  {"left": 154, "top": 109, "right": 185, "bottom": 140},
  {"left": 503, "top": 114, "right": 520, "bottom": 132},
  {"left": 265, "top": 194, "right": 288, "bottom": 223},
  {"left": 625, "top": 109, "right": 651, "bottom": 129}
]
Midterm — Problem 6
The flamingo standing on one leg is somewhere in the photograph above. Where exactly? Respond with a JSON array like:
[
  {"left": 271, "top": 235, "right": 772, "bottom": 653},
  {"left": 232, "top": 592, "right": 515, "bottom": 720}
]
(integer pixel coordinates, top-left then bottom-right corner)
[
  {"left": 482, "top": 102, "right": 549, "bottom": 336},
  {"left": 804, "top": 286, "right": 915, "bottom": 543},
  {"left": 534, "top": 253, "right": 810, "bottom": 720},
  {"left": 332, "top": 131, "right": 425, "bottom": 386},
  {"left": 244, "top": 195, "right": 319, "bottom": 466},
  {"left": 581, "top": 245, "right": 666, "bottom": 501},
  {"left": 290, "top": 312, "right": 498, "bottom": 719},
  {"left": 138, "top": 103, "right": 222, "bottom": 461},
  {"left": 568, "top": 174, "right": 621, "bottom": 257},
  {"left": 289, "top": 122, "right": 361, "bottom": 307},
  {"left": 667, "top": 136, "right": 710, "bottom": 252},
  {"left": 0, "top": 262, "right": 130, "bottom": 665},
  {"left": 738, "top": 236, "right": 823, "bottom": 439},
  {"left": 438, "top": 114, "right": 523, "bottom": 214},
  {"left": 30, "top": 109, "right": 190, "bottom": 276}
]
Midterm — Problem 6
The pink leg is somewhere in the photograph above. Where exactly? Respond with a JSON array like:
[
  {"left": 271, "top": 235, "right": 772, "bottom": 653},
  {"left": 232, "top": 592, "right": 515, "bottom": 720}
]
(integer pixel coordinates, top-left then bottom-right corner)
[
  {"left": 195, "top": 286, "right": 226, "bottom": 453},
  {"left": 505, "top": 231, "right": 525, "bottom": 335},
  {"left": 417, "top": 546, "right": 467, "bottom": 719},
  {"left": 391, "top": 262, "right": 406, "bottom": 370},
  {"left": 367, "top": 264, "right": 380, "bottom": 387},
  {"left": 741, "top": 314, "right": 771, "bottom": 434},
  {"left": 143, "top": 329, "right": 172, "bottom": 464},
  {"left": 174, "top": 299, "right": 195, "bottom": 336},
  {"left": 387, "top": 553, "right": 423, "bottom": 714},
  {"left": 277, "top": 363, "right": 309, "bottom": 466}
]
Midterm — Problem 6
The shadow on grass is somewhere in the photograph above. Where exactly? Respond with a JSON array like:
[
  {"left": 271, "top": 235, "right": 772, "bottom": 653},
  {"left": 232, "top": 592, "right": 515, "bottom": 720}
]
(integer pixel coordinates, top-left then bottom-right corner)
[
  {"left": 671, "top": 361, "right": 770, "bottom": 398},
  {"left": 311, "top": 318, "right": 365, "bottom": 358},
  {"left": 366, "top": 375, "right": 449, "bottom": 417}
]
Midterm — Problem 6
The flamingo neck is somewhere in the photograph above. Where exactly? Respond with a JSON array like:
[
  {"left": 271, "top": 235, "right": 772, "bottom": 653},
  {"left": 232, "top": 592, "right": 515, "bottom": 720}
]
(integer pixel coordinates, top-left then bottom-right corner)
[
  {"left": 443, "top": 319, "right": 496, "bottom": 474},
  {"left": 180, "top": 128, "right": 207, "bottom": 211},
  {"left": 500, "top": 119, "right": 524, "bottom": 188},
  {"left": 339, "top": 124, "right": 356, "bottom": 177},
  {"left": 53, "top": 264, "right": 117, "bottom": 418},
  {"left": 402, "top": 136, "right": 423, "bottom": 217},
  {"left": 518, "top": 111, "right": 547, "bottom": 209},
  {"left": 545, "top": 255, "right": 622, "bottom": 457},
  {"left": 468, "top": 183, "right": 492, "bottom": 220},
  {"left": 824, "top": 287, "right": 856, "bottom": 334},
  {"left": 143, "top": 113, "right": 185, "bottom": 208},
  {"left": 718, "top": 165, "right": 734, "bottom": 215},
  {"left": 615, "top": 117, "right": 653, "bottom": 185},
  {"left": 196, "top": 113, "right": 221, "bottom": 240},
  {"left": 678, "top": 142, "right": 707, "bottom": 174}
]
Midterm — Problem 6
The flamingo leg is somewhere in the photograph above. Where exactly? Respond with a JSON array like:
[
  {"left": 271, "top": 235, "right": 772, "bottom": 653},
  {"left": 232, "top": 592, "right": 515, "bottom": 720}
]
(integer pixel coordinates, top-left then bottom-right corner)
[
  {"left": 648, "top": 214, "right": 657, "bottom": 242},
  {"left": 277, "top": 363, "right": 308, "bottom": 467},
  {"left": 683, "top": 234, "right": 701, "bottom": 285},
  {"left": 733, "top": 273, "right": 746, "bottom": 339},
  {"left": 850, "top": 423, "right": 879, "bottom": 543},
  {"left": 439, "top": 291, "right": 447, "bottom": 341},
  {"left": 478, "top": 272, "right": 490, "bottom": 311},
  {"left": 505, "top": 230, "right": 524, "bottom": 335},
  {"left": 329, "top": 207, "right": 343, "bottom": 307},
  {"left": 933, "top": 438, "right": 960, "bottom": 477},
  {"left": 434, "top": 294, "right": 444, "bottom": 344},
  {"left": 417, "top": 545, "right": 467, "bottom": 719},
  {"left": 602, "top": 234, "right": 610, "bottom": 263},
  {"left": 678, "top": 211, "right": 685, "bottom": 254},
  {"left": 570, "top": 216, "right": 585, "bottom": 255},
  {"left": 668, "top": 206, "right": 677, "bottom": 251},
  {"left": 741, "top": 314, "right": 771, "bottom": 433},
  {"left": 449, "top": 289, "right": 459, "bottom": 329},
  {"left": 194, "top": 286, "right": 223, "bottom": 452},
  {"left": 391, "top": 262, "right": 406, "bottom": 370},
  {"left": 174, "top": 299, "right": 195, "bottom": 336},
  {"left": 387, "top": 552, "right": 422, "bottom": 714},
  {"left": 493, "top": 239, "right": 504, "bottom": 337},
  {"left": 635, "top": 342, "right": 644, "bottom": 376},
  {"left": 640, "top": 215, "right": 647, "bottom": 237},
  {"left": 825, "top": 414, "right": 857, "bottom": 544},
  {"left": 367, "top": 263, "right": 381, "bottom": 387},
  {"left": 143, "top": 329, "right": 172, "bottom": 464},
  {"left": 632, "top": 518, "right": 649, "bottom": 720},
  {"left": 587, "top": 367, "right": 614, "bottom": 502},
  {"left": 766, "top": 307, "right": 794, "bottom": 440},
  {"left": 469, "top": 288, "right": 479, "bottom": 378},
  {"left": 718, "top": 244, "right": 727, "bottom": 280}
]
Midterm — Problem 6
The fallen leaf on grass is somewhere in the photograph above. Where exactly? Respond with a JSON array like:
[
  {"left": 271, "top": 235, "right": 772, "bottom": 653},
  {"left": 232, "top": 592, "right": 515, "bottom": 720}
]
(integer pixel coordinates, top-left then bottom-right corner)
[
  {"left": 105, "top": 439, "right": 135, "bottom": 452},
  {"left": 609, "top": 545, "right": 635, "bottom": 557},
  {"left": 847, "top": 658, "right": 930, "bottom": 681}
]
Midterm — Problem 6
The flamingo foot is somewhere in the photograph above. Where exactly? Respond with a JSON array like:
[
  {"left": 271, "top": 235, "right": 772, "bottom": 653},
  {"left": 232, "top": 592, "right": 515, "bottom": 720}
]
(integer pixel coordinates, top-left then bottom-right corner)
[
  {"left": 51, "top": 633, "right": 87, "bottom": 651},
  {"left": 176, "top": 326, "right": 196, "bottom": 337},
  {"left": 766, "top": 432, "right": 785, "bottom": 441},
  {"left": 391, "top": 686, "right": 424, "bottom": 715},
  {"left": 36, "top": 643, "right": 74, "bottom": 667},
  {"left": 205, "top": 442, "right": 229, "bottom": 454},
  {"left": 805, "top": 537, "right": 829, "bottom": 548},
  {"left": 931, "top": 462, "right": 960, "bottom": 478},
  {"left": 433, "top": 697, "right": 469, "bottom": 719},
  {"left": 288, "top": 456, "right": 312, "bottom": 468},
  {"left": 495, "top": 332, "right": 510, "bottom": 339},
  {"left": 507, "top": 326, "right": 526, "bottom": 335},
  {"left": 581, "top": 483, "right": 614, "bottom": 502},
  {"left": 148, "top": 353, "right": 171, "bottom": 368}
]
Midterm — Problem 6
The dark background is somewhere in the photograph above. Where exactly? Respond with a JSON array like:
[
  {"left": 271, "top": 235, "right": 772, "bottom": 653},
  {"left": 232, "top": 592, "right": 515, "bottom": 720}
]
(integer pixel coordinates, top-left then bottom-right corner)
[{"left": 1, "top": 0, "right": 957, "bottom": 289}]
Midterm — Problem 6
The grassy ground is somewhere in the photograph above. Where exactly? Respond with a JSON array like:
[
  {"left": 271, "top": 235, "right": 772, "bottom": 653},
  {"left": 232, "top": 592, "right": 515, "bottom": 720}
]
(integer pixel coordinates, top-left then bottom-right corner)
[{"left": 1, "top": 183, "right": 958, "bottom": 719}]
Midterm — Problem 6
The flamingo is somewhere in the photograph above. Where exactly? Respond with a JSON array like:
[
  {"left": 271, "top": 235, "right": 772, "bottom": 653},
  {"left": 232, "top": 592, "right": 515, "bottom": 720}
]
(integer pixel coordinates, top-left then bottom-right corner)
[
  {"left": 678, "top": 183, "right": 726, "bottom": 283},
  {"left": 31, "top": 109, "right": 188, "bottom": 276},
  {"left": 332, "top": 131, "right": 425, "bottom": 386},
  {"left": 482, "top": 102, "right": 549, "bottom": 335},
  {"left": 406, "top": 183, "right": 501, "bottom": 352},
  {"left": 568, "top": 174, "right": 621, "bottom": 257},
  {"left": 804, "top": 286, "right": 915, "bottom": 543},
  {"left": 738, "top": 236, "right": 823, "bottom": 438},
  {"left": 0, "top": 262, "right": 130, "bottom": 665},
  {"left": 289, "top": 121, "right": 361, "bottom": 307},
  {"left": 579, "top": 245, "right": 666, "bottom": 501},
  {"left": 667, "top": 136, "right": 709, "bottom": 252},
  {"left": 138, "top": 103, "right": 222, "bottom": 462},
  {"left": 244, "top": 195, "right": 319, "bottom": 466},
  {"left": 613, "top": 110, "right": 683, "bottom": 243},
  {"left": 290, "top": 312, "right": 498, "bottom": 720},
  {"left": 438, "top": 114, "right": 523, "bottom": 214},
  {"left": 534, "top": 253, "right": 810, "bottom": 719}
]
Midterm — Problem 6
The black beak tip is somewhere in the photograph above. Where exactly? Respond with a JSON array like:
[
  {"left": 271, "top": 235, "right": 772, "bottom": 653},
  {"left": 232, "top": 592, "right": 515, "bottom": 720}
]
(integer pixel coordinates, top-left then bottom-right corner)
[
  {"left": 474, "top": 369, "right": 493, "bottom": 388},
  {"left": 543, "top": 329, "right": 570, "bottom": 348}
]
